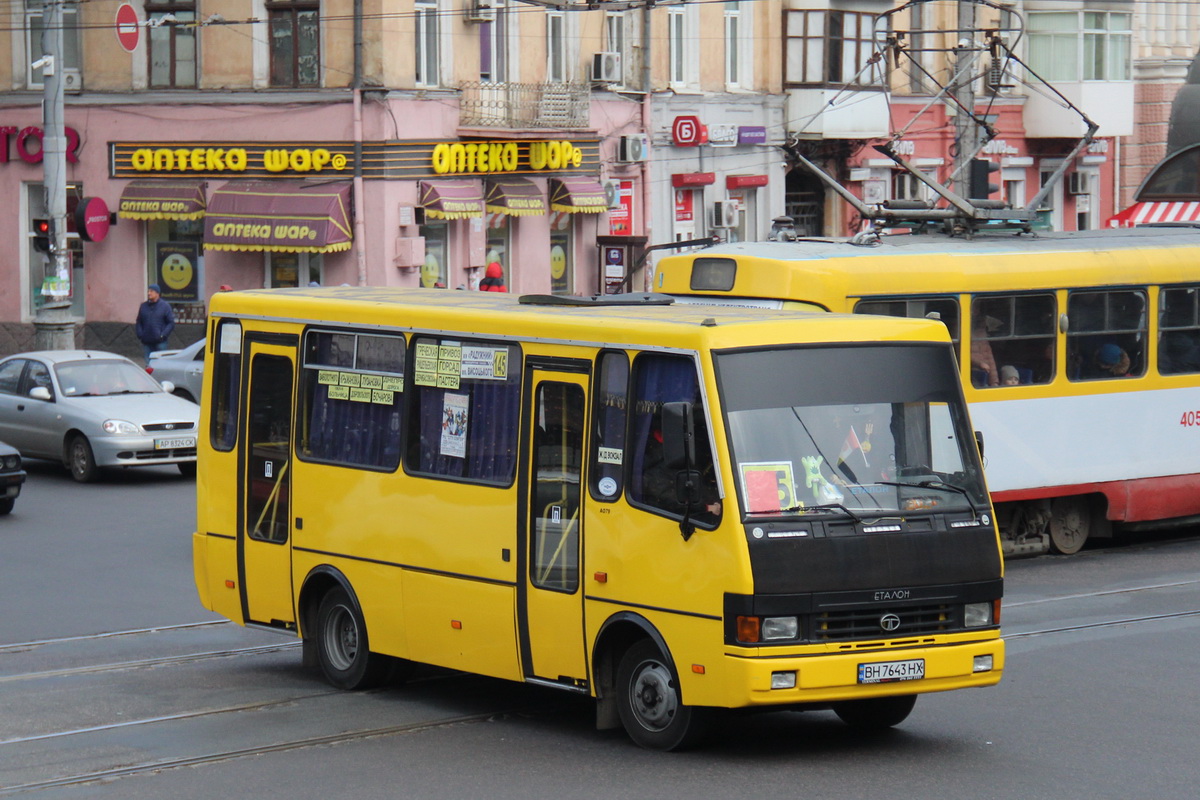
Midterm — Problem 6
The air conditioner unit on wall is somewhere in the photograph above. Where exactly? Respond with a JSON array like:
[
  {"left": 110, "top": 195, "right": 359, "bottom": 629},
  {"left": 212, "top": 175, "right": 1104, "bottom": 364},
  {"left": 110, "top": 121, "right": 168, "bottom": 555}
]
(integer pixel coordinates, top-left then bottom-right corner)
[
  {"left": 62, "top": 69, "right": 81, "bottom": 93},
  {"left": 604, "top": 180, "right": 622, "bottom": 210},
  {"left": 712, "top": 200, "right": 740, "bottom": 228},
  {"left": 591, "top": 52, "right": 622, "bottom": 84},
  {"left": 617, "top": 134, "right": 647, "bottom": 163},
  {"left": 464, "top": 0, "right": 495, "bottom": 23}
]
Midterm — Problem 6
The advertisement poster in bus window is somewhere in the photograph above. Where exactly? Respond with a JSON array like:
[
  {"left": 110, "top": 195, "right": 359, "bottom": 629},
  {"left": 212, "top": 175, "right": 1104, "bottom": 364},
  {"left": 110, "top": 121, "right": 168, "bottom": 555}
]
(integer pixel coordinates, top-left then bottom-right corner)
[
  {"left": 739, "top": 462, "right": 796, "bottom": 513},
  {"left": 441, "top": 393, "right": 469, "bottom": 458}
]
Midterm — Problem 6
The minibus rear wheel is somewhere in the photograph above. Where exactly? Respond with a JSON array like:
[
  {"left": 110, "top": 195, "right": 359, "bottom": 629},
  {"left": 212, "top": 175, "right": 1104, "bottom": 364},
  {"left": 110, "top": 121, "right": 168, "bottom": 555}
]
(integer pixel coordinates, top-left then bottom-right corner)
[
  {"left": 616, "top": 639, "right": 709, "bottom": 751},
  {"left": 315, "top": 588, "right": 390, "bottom": 690},
  {"left": 832, "top": 694, "right": 916, "bottom": 730}
]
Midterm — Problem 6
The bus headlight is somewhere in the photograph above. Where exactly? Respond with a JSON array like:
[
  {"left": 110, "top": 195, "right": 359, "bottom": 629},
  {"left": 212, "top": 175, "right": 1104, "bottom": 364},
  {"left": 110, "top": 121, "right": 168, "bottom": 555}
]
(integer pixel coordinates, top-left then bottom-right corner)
[
  {"left": 761, "top": 616, "right": 799, "bottom": 640},
  {"left": 964, "top": 602, "right": 992, "bottom": 627}
]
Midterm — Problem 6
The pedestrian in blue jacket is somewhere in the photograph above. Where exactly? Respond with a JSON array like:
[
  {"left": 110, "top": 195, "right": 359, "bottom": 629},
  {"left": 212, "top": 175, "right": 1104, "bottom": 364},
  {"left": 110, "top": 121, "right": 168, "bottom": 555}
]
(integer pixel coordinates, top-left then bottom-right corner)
[{"left": 135, "top": 284, "right": 175, "bottom": 365}]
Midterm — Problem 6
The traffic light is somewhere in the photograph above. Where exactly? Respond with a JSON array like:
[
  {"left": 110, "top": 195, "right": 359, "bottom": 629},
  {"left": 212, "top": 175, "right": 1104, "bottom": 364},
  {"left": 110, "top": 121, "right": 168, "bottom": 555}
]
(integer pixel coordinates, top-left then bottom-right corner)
[
  {"left": 32, "top": 218, "right": 51, "bottom": 253},
  {"left": 968, "top": 158, "right": 1001, "bottom": 201}
]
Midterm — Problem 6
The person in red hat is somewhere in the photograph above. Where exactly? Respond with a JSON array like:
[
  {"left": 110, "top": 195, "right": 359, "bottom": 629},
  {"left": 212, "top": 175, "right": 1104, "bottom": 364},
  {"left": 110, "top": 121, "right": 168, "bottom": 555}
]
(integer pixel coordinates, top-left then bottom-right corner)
[{"left": 480, "top": 261, "right": 506, "bottom": 292}]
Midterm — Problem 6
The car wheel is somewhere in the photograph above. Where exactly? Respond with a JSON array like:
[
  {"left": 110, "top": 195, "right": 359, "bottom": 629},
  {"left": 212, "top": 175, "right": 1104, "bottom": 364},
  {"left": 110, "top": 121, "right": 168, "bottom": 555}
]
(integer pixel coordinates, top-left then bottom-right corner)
[
  {"left": 616, "top": 639, "right": 710, "bottom": 751},
  {"left": 67, "top": 435, "right": 98, "bottom": 483},
  {"left": 833, "top": 694, "right": 917, "bottom": 730},
  {"left": 178, "top": 461, "right": 197, "bottom": 478},
  {"left": 0, "top": 497, "right": 13, "bottom": 515},
  {"left": 314, "top": 588, "right": 390, "bottom": 690}
]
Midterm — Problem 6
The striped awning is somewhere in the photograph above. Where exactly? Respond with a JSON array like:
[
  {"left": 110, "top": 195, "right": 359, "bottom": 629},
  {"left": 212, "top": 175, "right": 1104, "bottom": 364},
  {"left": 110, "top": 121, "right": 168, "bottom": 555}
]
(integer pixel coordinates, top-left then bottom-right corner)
[
  {"left": 118, "top": 180, "right": 206, "bottom": 221},
  {"left": 485, "top": 177, "right": 546, "bottom": 216},
  {"left": 549, "top": 177, "right": 607, "bottom": 214},
  {"left": 204, "top": 181, "right": 353, "bottom": 253},
  {"left": 419, "top": 179, "right": 484, "bottom": 219},
  {"left": 1107, "top": 201, "right": 1200, "bottom": 228}
]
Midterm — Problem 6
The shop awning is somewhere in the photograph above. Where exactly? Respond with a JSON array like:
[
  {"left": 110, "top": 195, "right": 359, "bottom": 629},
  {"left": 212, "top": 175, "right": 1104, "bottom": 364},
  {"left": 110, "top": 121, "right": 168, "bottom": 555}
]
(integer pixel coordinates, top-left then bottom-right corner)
[
  {"left": 549, "top": 177, "right": 607, "bottom": 214},
  {"left": 485, "top": 177, "right": 546, "bottom": 216},
  {"left": 204, "top": 181, "right": 353, "bottom": 253},
  {"left": 118, "top": 180, "right": 206, "bottom": 221},
  {"left": 1107, "top": 201, "right": 1200, "bottom": 228},
  {"left": 419, "top": 179, "right": 484, "bottom": 219}
]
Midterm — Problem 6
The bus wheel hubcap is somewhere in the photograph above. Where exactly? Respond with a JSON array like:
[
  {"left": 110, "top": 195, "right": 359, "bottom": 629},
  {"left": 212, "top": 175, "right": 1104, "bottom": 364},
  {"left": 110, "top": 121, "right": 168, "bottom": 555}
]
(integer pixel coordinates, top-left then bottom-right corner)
[{"left": 631, "top": 662, "right": 676, "bottom": 730}]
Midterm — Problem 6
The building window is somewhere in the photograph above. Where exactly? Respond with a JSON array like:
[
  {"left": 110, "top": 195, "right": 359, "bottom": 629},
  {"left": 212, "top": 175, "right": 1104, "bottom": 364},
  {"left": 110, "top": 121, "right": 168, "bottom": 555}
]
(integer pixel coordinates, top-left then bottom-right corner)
[
  {"left": 25, "top": 0, "right": 81, "bottom": 87},
  {"left": 547, "top": 11, "right": 566, "bottom": 82},
  {"left": 605, "top": 11, "right": 627, "bottom": 85},
  {"left": 785, "top": 9, "right": 884, "bottom": 87},
  {"left": 269, "top": 1, "right": 320, "bottom": 87},
  {"left": 420, "top": 220, "right": 448, "bottom": 288},
  {"left": 416, "top": 0, "right": 440, "bottom": 86},
  {"left": 147, "top": 0, "right": 197, "bottom": 88},
  {"left": 479, "top": 0, "right": 507, "bottom": 81},
  {"left": 267, "top": 253, "right": 322, "bottom": 288},
  {"left": 485, "top": 214, "right": 509, "bottom": 290},
  {"left": 668, "top": 7, "right": 687, "bottom": 86},
  {"left": 724, "top": 3, "right": 742, "bottom": 88},
  {"left": 1029, "top": 11, "right": 1130, "bottom": 83}
]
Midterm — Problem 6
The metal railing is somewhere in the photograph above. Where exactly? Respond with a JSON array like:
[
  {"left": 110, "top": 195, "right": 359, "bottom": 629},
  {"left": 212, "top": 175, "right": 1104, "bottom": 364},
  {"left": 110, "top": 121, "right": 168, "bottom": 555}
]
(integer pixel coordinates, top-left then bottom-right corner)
[{"left": 459, "top": 81, "right": 591, "bottom": 129}]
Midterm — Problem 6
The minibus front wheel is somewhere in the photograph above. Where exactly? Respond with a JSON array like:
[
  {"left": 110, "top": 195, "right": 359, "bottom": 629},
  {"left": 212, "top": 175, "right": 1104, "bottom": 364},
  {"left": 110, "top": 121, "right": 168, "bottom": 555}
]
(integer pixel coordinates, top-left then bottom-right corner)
[
  {"left": 832, "top": 694, "right": 917, "bottom": 730},
  {"left": 616, "top": 639, "right": 709, "bottom": 751},
  {"left": 315, "top": 587, "right": 390, "bottom": 690}
]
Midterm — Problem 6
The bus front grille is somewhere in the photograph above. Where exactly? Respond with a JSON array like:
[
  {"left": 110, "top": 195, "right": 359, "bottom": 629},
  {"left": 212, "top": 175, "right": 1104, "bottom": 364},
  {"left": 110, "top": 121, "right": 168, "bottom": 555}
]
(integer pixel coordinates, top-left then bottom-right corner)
[{"left": 812, "top": 604, "right": 956, "bottom": 641}]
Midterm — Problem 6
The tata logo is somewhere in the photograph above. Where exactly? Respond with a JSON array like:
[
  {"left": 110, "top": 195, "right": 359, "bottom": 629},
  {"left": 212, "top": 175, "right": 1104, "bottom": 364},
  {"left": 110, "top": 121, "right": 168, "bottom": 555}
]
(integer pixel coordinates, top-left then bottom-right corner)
[{"left": 880, "top": 613, "right": 901, "bottom": 632}]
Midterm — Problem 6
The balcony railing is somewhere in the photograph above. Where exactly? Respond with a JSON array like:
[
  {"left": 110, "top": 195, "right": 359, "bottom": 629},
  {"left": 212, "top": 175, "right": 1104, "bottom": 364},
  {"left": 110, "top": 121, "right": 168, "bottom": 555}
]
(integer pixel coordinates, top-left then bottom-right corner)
[{"left": 459, "top": 81, "right": 591, "bottom": 130}]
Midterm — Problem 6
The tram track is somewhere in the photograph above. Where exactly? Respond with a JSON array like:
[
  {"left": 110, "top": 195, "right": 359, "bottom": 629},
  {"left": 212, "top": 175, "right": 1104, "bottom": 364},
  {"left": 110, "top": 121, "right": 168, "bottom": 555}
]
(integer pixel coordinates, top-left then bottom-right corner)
[{"left": 0, "top": 641, "right": 301, "bottom": 684}]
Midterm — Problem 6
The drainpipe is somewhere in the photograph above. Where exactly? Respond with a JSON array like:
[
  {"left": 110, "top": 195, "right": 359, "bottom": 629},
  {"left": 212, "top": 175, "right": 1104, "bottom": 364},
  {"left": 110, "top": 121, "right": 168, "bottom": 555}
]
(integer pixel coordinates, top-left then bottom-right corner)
[
  {"left": 353, "top": 0, "right": 368, "bottom": 286},
  {"left": 640, "top": 5, "right": 653, "bottom": 290}
]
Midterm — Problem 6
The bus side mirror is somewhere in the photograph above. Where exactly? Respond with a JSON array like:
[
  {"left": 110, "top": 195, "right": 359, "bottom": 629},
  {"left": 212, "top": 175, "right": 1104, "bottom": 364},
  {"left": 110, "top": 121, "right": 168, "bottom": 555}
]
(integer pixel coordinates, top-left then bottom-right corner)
[
  {"left": 975, "top": 430, "right": 985, "bottom": 459},
  {"left": 661, "top": 401, "right": 695, "bottom": 471}
]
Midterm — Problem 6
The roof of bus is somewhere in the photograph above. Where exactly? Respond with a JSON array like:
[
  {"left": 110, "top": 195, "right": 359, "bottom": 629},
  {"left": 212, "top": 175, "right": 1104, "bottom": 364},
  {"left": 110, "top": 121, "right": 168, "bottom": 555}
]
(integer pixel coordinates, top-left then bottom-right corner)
[
  {"left": 655, "top": 226, "right": 1200, "bottom": 303},
  {"left": 208, "top": 287, "right": 953, "bottom": 349}
]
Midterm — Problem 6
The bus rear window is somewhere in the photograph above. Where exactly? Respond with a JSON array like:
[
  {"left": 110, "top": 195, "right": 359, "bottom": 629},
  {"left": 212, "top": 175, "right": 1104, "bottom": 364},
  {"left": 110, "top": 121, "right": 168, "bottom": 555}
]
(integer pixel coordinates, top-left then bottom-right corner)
[{"left": 405, "top": 336, "right": 522, "bottom": 485}]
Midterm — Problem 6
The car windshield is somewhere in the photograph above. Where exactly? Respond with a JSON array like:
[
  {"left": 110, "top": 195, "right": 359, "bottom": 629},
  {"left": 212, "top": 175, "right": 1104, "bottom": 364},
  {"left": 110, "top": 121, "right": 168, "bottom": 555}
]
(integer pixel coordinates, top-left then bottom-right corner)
[
  {"left": 716, "top": 344, "right": 987, "bottom": 518},
  {"left": 56, "top": 360, "right": 163, "bottom": 397}
]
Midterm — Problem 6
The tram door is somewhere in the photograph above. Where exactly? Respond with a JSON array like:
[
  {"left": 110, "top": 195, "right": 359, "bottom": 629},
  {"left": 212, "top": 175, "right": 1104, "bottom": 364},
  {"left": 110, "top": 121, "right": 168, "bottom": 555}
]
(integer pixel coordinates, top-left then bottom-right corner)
[
  {"left": 239, "top": 341, "right": 297, "bottom": 627},
  {"left": 522, "top": 368, "right": 589, "bottom": 685}
]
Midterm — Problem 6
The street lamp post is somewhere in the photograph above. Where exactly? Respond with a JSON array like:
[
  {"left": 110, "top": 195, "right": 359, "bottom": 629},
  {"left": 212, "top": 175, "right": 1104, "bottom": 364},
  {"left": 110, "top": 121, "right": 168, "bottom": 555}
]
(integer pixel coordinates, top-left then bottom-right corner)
[{"left": 34, "top": 0, "right": 76, "bottom": 351}]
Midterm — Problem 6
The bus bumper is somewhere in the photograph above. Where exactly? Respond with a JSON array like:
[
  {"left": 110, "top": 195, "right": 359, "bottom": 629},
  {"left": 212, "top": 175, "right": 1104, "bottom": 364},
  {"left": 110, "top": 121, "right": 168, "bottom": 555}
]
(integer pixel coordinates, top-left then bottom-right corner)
[{"left": 712, "top": 636, "right": 1004, "bottom": 708}]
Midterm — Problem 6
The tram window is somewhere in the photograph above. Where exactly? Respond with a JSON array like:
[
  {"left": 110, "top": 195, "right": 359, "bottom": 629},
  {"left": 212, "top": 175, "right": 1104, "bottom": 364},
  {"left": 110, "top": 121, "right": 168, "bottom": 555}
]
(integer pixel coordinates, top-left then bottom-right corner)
[
  {"left": 627, "top": 353, "right": 719, "bottom": 526},
  {"left": 589, "top": 350, "right": 629, "bottom": 502},
  {"left": 1066, "top": 289, "right": 1147, "bottom": 381},
  {"left": 298, "top": 330, "right": 405, "bottom": 470},
  {"left": 855, "top": 297, "right": 960, "bottom": 343},
  {"left": 970, "top": 294, "right": 1056, "bottom": 387},
  {"left": 1159, "top": 286, "right": 1200, "bottom": 375},
  {"left": 404, "top": 336, "right": 522, "bottom": 485}
]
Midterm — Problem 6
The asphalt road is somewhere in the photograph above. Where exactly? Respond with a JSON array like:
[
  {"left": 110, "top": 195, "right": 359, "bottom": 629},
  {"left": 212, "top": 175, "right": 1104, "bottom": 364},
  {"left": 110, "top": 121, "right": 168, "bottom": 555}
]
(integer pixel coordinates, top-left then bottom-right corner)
[{"left": 1, "top": 461, "right": 1198, "bottom": 799}]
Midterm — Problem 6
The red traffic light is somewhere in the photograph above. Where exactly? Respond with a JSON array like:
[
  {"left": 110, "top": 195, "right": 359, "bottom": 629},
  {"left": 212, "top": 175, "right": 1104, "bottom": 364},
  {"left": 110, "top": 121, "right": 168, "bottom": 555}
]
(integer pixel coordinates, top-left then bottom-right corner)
[{"left": 32, "top": 218, "right": 51, "bottom": 252}]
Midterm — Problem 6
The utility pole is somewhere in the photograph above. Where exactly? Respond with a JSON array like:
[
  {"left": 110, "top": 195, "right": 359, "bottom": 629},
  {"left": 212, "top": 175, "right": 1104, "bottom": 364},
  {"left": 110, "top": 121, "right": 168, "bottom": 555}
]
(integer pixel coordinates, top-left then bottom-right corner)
[
  {"left": 951, "top": 0, "right": 977, "bottom": 197},
  {"left": 34, "top": 0, "right": 76, "bottom": 350}
]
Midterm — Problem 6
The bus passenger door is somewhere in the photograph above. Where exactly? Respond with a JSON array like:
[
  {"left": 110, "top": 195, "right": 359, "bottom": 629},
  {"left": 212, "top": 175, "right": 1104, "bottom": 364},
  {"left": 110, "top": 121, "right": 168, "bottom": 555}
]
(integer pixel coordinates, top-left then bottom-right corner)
[
  {"left": 239, "top": 340, "right": 297, "bottom": 628},
  {"left": 521, "top": 368, "right": 589, "bottom": 686}
]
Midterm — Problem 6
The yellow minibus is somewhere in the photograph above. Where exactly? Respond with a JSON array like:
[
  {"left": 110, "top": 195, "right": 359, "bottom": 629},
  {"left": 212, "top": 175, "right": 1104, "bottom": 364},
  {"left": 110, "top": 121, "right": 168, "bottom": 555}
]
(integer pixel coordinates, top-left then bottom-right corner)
[{"left": 194, "top": 288, "right": 1004, "bottom": 749}]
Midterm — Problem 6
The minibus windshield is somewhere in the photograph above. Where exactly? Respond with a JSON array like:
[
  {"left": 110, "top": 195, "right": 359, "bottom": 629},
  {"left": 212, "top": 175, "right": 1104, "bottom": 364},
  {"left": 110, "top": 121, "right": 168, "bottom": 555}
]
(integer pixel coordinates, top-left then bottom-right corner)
[{"left": 716, "top": 344, "right": 987, "bottom": 518}]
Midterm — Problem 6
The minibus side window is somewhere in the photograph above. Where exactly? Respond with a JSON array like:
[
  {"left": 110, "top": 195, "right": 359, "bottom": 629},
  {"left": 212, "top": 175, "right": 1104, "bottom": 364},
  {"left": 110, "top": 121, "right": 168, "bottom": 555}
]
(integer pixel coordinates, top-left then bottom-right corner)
[
  {"left": 855, "top": 297, "right": 960, "bottom": 344},
  {"left": 970, "top": 294, "right": 1056, "bottom": 387},
  {"left": 298, "top": 330, "right": 405, "bottom": 470},
  {"left": 627, "top": 353, "right": 719, "bottom": 526},
  {"left": 589, "top": 350, "right": 628, "bottom": 502},
  {"left": 210, "top": 320, "right": 242, "bottom": 452},
  {"left": 1066, "top": 289, "right": 1147, "bottom": 381},
  {"left": 1159, "top": 285, "right": 1200, "bottom": 375},
  {"left": 404, "top": 336, "right": 522, "bottom": 485}
]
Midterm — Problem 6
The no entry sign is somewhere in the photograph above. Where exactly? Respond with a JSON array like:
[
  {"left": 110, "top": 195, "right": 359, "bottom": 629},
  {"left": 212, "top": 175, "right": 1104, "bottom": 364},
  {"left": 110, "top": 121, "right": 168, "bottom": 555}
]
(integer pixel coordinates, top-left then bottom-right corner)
[{"left": 115, "top": 4, "right": 140, "bottom": 53}]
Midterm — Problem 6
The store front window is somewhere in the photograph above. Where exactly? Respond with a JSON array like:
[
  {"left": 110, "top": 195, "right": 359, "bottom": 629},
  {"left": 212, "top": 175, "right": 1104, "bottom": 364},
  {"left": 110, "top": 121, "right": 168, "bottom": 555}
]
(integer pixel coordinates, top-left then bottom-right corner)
[
  {"left": 266, "top": 252, "right": 322, "bottom": 288},
  {"left": 485, "top": 213, "right": 510, "bottom": 289},
  {"left": 550, "top": 213, "right": 573, "bottom": 295},
  {"left": 420, "top": 219, "right": 449, "bottom": 288}
]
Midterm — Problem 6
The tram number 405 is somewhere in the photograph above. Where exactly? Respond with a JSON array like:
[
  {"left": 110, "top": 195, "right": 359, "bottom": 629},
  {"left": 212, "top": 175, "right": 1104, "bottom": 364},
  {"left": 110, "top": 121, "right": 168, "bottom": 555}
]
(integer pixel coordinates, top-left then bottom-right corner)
[{"left": 1181, "top": 411, "right": 1200, "bottom": 427}]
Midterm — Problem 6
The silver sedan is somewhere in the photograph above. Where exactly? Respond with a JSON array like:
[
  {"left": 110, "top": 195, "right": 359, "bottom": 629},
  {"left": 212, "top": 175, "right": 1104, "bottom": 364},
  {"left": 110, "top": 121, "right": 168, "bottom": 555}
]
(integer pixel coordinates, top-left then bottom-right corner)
[
  {"left": 146, "top": 338, "right": 205, "bottom": 402},
  {"left": 0, "top": 351, "right": 200, "bottom": 482}
]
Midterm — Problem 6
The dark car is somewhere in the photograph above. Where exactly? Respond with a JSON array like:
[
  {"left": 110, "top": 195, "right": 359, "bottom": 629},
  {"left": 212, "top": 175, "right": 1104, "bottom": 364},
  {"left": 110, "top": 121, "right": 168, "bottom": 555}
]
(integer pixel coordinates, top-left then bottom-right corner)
[{"left": 0, "top": 439, "right": 25, "bottom": 515}]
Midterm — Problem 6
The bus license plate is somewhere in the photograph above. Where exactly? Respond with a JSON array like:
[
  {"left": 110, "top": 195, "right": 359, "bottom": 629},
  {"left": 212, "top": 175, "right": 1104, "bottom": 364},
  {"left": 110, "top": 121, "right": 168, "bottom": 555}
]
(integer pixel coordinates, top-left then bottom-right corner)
[
  {"left": 155, "top": 436, "right": 196, "bottom": 450},
  {"left": 858, "top": 659, "right": 925, "bottom": 684}
]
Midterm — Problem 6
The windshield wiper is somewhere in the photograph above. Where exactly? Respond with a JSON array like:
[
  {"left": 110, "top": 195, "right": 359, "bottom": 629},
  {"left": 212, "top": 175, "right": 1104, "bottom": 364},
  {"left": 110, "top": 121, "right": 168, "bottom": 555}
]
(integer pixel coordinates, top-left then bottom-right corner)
[
  {"left": 775, "top": 502, "right": 863, "bottom": 523},
  {"left": 875, "top": 480, "right": 979, "bottom": 518}
]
